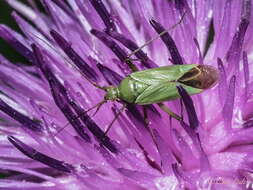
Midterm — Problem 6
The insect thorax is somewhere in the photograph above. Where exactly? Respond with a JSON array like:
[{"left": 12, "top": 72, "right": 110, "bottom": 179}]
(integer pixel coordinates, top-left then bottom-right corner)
[
  {"left": 118, "top": 76, "right": 149, "bottom": 103},
  {"left": 105, "top": 86, "right": 120, "bottom": 101},
  {"left": 104, "top": 77, "right": 148, "bottom": 103}
]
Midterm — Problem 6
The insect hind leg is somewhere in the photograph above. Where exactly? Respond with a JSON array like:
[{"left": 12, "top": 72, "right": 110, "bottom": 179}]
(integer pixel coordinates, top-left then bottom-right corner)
[
  {"left": 157, "top": 103, "right": 182, "bottom": 121},
  {"left": 142, "top": 106, "right": 150, "bottom": 126}
]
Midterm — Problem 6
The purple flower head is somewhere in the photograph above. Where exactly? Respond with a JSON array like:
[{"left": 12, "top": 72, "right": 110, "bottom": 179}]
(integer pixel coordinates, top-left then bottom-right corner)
[{"left": 0, "top": 0, "right": 253, "bottom": 189}]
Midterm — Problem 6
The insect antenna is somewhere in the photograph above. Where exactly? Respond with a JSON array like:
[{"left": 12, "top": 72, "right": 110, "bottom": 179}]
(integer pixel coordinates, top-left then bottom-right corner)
[
  {"left": 90, "top": 99, "right": 107, "bottom": 116},
  {"left": 53, "top": 99, "right": 107, "bottom": 137},
  {"left": 125, "top": 12, "right": 186, "bottom": 61},
  {"left": 29, "top": 32, "right": 107, "bottom": 91}
]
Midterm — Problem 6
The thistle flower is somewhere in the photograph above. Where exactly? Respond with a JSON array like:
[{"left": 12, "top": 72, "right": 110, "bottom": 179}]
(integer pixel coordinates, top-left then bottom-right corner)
[{"left": 0, "top": 0, "right": 253, "bottom": 189}]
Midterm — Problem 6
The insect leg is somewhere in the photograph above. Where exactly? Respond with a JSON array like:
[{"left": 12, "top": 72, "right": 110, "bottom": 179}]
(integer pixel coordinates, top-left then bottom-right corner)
[
  {"left": 53, "top": 100, "right": 106, "bottom": 137},
  {"left": 157, "top": 103, "right": 182, "bottom": 121},
  {"left": 104, "top": 104, "right": 126, "bottom": 135},
  {"left": 124, "top": 58, "right": 139, "bottom": 72},
  {"left": 29, "top": 33, "right": 107, "bottom": 91},
  {"left": 142, "top": 106, "right": 150, "bottom": 126},
  {"left": 125, "top": 12, "right": 186, "bottom": 62}
]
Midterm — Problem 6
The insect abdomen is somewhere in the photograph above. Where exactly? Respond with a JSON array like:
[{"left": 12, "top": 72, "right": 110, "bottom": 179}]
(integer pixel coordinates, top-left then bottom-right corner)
[{"left": 118, "top": 76, "right": 149, "bottom": 103}]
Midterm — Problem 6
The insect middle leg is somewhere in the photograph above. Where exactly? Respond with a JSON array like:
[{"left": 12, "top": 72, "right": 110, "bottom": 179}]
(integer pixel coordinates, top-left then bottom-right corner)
[{"left": 157, "top": 103, "right": 182, "bottom": 121}]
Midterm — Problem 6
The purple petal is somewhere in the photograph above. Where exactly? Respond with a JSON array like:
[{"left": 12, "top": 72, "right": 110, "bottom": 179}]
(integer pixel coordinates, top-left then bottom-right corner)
[
  {"left": 88, "top": 0, "right": 116, "bottom": 32},
  {"left": 0, "top": 25, "right": 34, "bottom": 62},
  {"left": 90, "top": 29, "right": 127, "bottom": 62},
  {"left": 243, "top": 51, "right": 249, "bottom": 102},
  {"left": 32, "top": 44, "right": 91, "bottom": 142},
  {"left": 172, "top": 163, "right": 193, "bottom": 187},
  {"left": 96, "top": 62, "right": 123, "bottom": 85},
  {"left": 0, "top": 98, "right": 43, "bottom": 132},
  {"left": 226, "top": 0, "right": 251, "bottom": 75},
  {"left": 243, "top": 119, "right": 253, "bottom": 128},
  {"left": 71, "top": 102, "right": 119, "bottom": 154},
  {"left": 52, "top": 0, "right": 78, "bottom": 22},
  {"left": 108, "top": 31, "right": 156, "bottom": 68},
  {"left": 8, "top": 136, "right": 73, "bottom": 173},
  {"left": 193, "top": 38, "right": 203, "bottom": 65},
  {"left": 135, "top": 139, "right": 162, "bottom": 173},
  {"left": 152, "top": 129, "right": 173, "bottom": 174},
  {"left": 222, "top": 76, "right": 236, "bottom": 129},
  {"left": 217, "top": 58, "right": 228, "bottom": 106},
  {"left": 125, "top": 104, "right": 147, "bottom": 131},
  {"left": 117, "top": 168, "right": 157, "bottom": 185},
  {"left": 150, "top": 19, "right": 184, "bottom": 65},
  {"left": 50, "top": 30, "right": 98, "bottom": 82},
  {"left": 177, "top": 85, "right": 199, "bottom": 129}
]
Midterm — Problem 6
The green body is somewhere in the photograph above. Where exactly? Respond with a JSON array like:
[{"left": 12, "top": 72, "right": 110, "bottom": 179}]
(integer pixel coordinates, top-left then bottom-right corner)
[{"left": 105, "top": 64, "right": 218, "bottom": 105}]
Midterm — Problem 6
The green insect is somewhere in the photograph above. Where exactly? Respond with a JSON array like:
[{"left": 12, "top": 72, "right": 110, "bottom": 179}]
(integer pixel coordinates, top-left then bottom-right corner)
[
  {"left": 87, "top": 63, "right": 218, "bottom": 134},
  {"left": 104, "top": 64, "right": 218, "bottom": 105}
]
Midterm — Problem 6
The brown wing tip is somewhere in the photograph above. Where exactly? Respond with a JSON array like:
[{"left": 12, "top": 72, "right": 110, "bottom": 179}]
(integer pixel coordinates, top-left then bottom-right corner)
[
  {"left": 178, "top": 65, "right": 219, "bottom": 89},
  {"left": 196, "top": 65, "right": 219, "bottom": 89}
]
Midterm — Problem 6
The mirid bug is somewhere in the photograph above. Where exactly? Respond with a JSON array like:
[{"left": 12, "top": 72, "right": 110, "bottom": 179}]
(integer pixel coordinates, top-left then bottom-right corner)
[
  {"left": 93, "top": 63, "right": 218, "bottom": 132},
  {"left": 104, "top": 64, "right": 218, "bottom": 105}
]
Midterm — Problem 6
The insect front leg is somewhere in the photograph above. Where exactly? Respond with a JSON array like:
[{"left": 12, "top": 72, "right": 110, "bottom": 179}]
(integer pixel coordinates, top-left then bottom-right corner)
[{"left": 104, "top": 104, "right": 127, "bottom": 135}]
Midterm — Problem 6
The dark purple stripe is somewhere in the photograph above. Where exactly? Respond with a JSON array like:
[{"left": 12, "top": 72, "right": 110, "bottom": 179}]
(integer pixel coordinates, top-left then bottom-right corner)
[
  {"left": 71, "top": 102, "right": 119, "bottom": 154},
  {"left": 222, "top": 76, "right": 236, "bottom": 128},
  {"left": 90, "top": 29, "right": 127, "bottom": 62},
  {"left": 177, "top": 85, "right": 199, "bottom": 129},
  {"left": 242, "top": 119, "right": 253, "bottom": 128},
  {"left": 217, "top": 58, "right": 227, "bottom": 105},
  {"left": 0, "top": 25, "right": 34, "bottom": 63},
  {"left": 150, "top": 19, "right": 184, "bottom": 65},
  {"left": 50, "top": 30, "right": 98, "bottom": 82},
  {"left": 96, "top": 63, "right": 123, "bottom": 85},
  {"left": 226, "top": 0, "right": 251, "bottom": 68},
  {"left": 243, "top": 119, "right": 253, "bottom": 128},
  {"left": 52, "top": 0, "right": 78, "bottom": 22},
  {"left": 33, "top": 45, "right": 118, "bottom": 153},
  {"left": 135, "top": 138, "right": 162, "bottom": 173},
  {"left": 8, "top": 136, "right": 73, "bottom": 172},
  {"left": 243, "top": 51, "right": 249, "bottom": 100},
  {"left": 0, "top": 99, "right": 42, "bottom": 132},
  {"left": 125, "top": 104, "right": 147, "bottom": 129},
  {"left": 180, "top": 121, "right": 196, "bottom": 141},
  {"left": 89, "top": 0, "right": 116, "bottom": 32},
  {"left": 32, "top": 44, "right": 91, "bottom": 142},
  {"left": 108, "top": 31, "right": 156, "bottom": 68}
]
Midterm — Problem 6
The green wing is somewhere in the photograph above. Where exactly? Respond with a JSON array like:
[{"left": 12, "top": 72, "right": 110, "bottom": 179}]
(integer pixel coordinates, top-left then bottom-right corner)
[
  {"left": 135, "top": 82, "right": 202, "bottom": 105},
  {"left": 130, "top": 64, "right": 197, "bottom": 85}
]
